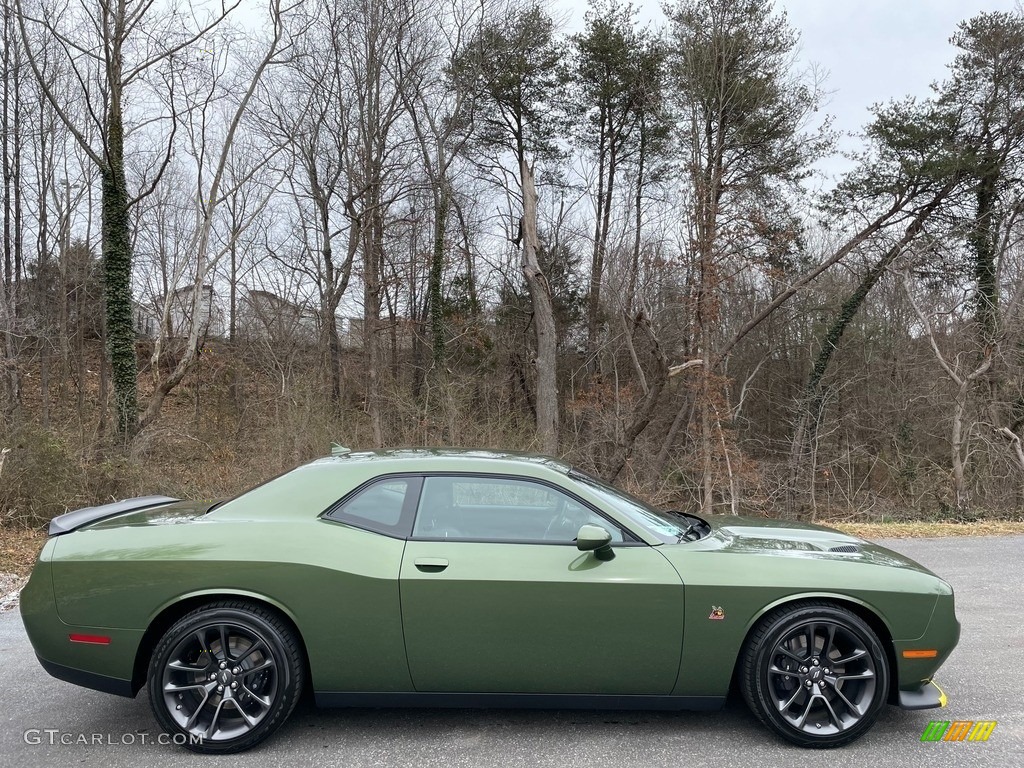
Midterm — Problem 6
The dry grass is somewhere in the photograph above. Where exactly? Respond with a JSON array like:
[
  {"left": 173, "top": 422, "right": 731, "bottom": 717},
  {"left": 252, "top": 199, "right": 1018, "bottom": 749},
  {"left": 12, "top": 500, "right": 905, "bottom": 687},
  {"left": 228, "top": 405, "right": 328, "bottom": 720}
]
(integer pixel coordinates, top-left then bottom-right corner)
[
  {"left": 0, "top": 528, "right": 47, "bottom": 577},
  {"left": 830, "top": 520, "right": 1024, "bottom": 539}
]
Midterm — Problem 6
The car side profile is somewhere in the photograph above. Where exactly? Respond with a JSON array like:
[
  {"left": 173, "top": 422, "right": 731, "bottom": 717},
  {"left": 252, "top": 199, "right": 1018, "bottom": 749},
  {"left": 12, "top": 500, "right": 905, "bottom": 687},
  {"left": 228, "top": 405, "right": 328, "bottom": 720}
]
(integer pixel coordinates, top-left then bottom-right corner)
[{"left": 20, "top": 449, "right": 959, "bottom": 753}]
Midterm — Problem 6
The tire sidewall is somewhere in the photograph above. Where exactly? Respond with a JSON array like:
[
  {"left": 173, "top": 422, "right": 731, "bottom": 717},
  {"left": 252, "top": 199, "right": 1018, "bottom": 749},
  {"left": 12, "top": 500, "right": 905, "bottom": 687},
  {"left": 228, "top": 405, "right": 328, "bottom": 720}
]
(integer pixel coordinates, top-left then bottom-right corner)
[
  {"left": 147, "top": 603, "right": 301, "bottom": 753},
  {"left": 748, "top": 605, "right": 890, "bottom": 748}
]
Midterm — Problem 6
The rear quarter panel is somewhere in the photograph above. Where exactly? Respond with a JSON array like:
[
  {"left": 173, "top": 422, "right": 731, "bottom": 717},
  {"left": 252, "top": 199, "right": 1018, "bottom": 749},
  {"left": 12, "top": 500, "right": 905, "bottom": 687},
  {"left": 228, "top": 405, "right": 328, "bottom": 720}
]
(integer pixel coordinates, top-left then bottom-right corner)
[{"left": 48, "top": 517, "right": 412, "bottom": 692}]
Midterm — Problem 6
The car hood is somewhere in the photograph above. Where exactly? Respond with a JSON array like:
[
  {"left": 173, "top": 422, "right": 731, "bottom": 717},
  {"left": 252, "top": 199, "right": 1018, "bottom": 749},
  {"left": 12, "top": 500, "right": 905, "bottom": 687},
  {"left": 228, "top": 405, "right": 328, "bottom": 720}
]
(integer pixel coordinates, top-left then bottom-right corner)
[{"left": 692, "top": 514, "right": 936, "bottom": 575}]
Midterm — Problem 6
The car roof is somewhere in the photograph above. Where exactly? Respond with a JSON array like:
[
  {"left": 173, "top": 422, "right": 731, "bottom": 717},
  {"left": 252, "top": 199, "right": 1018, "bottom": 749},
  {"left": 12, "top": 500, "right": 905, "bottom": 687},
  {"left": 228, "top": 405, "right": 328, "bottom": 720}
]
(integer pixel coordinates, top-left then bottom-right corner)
[
  {"left": 209, "top": 448, "right": 585, "bottom": 526},
  {"left": 304, "top": 448, "right": 573, "bottom": 476}
]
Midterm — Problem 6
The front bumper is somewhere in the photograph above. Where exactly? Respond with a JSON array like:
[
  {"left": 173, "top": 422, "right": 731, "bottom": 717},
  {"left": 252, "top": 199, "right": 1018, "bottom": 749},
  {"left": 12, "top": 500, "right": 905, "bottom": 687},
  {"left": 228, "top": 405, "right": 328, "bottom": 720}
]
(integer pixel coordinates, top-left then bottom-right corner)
[
  {"left": 897, "top": 679, "right": 948, "bottom": 710},
  {"left": 893, "top": 591, "right": 960, "bottom": 700}
]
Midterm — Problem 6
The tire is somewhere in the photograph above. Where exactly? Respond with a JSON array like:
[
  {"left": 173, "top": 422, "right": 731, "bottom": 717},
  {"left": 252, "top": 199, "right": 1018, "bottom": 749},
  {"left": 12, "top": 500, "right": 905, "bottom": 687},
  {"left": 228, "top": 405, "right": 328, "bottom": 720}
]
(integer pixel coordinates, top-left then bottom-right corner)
[
  {"left": 740, "top": 601, "right": 890, "bottom": 748},
  {"left": 147, "top": 600, "right": 304, "bottom": 754}
]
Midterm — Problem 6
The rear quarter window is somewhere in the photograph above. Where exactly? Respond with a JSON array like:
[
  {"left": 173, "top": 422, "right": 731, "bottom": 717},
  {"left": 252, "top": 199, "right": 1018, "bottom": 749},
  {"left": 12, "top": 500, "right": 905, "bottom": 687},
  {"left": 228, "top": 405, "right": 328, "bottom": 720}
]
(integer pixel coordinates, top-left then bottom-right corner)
[{"left": 323, "top": 476, "right": 418, "bottom": 537}]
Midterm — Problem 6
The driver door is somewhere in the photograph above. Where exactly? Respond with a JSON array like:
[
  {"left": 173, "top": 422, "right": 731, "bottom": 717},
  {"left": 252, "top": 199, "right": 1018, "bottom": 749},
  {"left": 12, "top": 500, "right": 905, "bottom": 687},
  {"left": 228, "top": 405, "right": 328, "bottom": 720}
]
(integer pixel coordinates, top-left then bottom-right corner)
[{"left": 399, "top": 474, "right": 684, "bottom": 694}]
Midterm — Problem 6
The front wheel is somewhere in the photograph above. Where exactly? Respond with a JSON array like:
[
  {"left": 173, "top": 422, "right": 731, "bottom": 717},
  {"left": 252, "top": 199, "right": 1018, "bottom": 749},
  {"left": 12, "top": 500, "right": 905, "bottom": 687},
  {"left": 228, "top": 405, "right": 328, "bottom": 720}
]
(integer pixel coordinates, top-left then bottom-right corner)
[
  {"left": 740, "top": 602, "right": 890, "bottom": 748},
  {"left": 147, "top": 600, "right": 304, "bottom": 753}
]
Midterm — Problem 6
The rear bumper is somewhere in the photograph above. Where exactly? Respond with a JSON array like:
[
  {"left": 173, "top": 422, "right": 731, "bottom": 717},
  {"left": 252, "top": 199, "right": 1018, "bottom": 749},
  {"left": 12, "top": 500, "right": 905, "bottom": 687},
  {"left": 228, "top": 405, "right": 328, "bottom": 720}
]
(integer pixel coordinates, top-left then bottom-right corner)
[
  {"left": 37, "top": 655, "right": 134, "bottom": 698},
  {"left": 897, "top": 679, "right": 948, "bottom": 710},
  {"left": 22, "top": 547, "right": 145, "bottom": 695}
]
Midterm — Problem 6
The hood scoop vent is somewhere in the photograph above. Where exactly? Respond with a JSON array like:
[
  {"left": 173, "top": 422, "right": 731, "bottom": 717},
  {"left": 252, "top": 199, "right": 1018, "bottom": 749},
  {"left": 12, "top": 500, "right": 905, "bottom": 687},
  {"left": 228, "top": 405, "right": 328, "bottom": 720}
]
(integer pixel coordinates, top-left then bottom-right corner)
[{"left": 828, "top": 544, "right": 860, "bottom": 554}]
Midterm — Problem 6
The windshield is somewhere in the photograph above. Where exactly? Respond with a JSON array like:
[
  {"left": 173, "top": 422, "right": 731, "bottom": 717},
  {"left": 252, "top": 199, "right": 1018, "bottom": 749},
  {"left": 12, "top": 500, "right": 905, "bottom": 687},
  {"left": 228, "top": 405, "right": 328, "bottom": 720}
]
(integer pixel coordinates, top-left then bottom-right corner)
[{"left": 568, "top": 470, "right": 699, "bottom": 543}]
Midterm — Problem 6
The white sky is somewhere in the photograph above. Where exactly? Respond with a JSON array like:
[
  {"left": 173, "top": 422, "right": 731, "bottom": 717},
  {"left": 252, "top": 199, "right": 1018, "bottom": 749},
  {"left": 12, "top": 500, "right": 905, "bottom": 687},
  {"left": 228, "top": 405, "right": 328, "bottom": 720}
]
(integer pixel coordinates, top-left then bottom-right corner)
[{"left": 559, "top": 0, "right": 1021, "bottom": 180}]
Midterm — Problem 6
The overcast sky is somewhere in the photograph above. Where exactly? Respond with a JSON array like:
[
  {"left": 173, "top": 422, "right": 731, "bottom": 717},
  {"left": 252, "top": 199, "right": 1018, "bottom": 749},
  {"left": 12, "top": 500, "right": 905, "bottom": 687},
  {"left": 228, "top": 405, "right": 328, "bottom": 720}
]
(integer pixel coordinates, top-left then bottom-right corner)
[{"left": 558, "top": 0, "right": 1021, "bottom": 181}]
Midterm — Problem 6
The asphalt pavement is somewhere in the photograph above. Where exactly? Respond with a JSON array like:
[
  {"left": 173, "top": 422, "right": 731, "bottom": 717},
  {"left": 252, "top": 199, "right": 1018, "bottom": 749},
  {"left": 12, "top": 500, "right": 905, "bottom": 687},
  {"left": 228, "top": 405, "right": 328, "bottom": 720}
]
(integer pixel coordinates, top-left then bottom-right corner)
[{"left": 1, "top": 536, "right": 1021, "bottom": 767}]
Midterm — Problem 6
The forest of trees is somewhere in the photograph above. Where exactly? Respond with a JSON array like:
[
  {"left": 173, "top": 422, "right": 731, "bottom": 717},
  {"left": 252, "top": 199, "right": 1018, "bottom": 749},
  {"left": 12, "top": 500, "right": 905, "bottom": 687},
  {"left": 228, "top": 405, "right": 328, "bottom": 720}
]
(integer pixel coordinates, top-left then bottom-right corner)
[{"left": 3, "top": 0, "right": 1024, "bottom": 526}]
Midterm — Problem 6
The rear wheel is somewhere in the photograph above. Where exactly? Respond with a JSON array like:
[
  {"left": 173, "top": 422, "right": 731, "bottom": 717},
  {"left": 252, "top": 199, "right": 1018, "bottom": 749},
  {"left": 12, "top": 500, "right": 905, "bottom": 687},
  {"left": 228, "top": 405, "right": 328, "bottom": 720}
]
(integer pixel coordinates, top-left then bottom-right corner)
[
  {"left": 147, "top": 600, "right": 304, "bottom": 753},
  {"left": 740, "top": 602, "right": 890, "bottom": 748}
]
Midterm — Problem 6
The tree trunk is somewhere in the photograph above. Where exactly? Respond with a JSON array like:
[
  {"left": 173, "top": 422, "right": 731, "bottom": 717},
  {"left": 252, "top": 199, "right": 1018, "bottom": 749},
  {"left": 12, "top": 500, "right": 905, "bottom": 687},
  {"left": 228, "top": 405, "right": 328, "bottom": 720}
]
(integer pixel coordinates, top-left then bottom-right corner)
[
  {"left": 628, "top": 123, "right": 647, "bottom": 312},
  {"left": 363, "top": 204, "right": 384, "bottom": 447},
  {"left": 699, "top": 333, "right": 715, "bottom": 515},
  {"left": 428, "top": 186, "right": 448, "bottom": 368},
  {"left": 1, "top": 8, "right": 21, "bottom": 421},
  {"left": 586, "top": 108, "right": 608, "bottom": 355},
  {"left": 971, "top": 138, "right": 999, "bottom": 349},
  {"left": 452, "top": 197, "right": 479, "bottom": 316},
  {"left": 323, "top": 288, "right": 343, "bottom": 403},
  {"left": 520, "top": 159, "right": 558, "bottom": 454},
  {"left": 101, "top": 153, "right": 139, "bottom": 437},
  {"left": 654, "top": 392, "right": 693, "bottom": 477},
  {"left": 321, "top": 285, "right": 340, "bottom": 404},
  {"left": 606, "top": 311, "right": 669, "bottom": 482},
  {"left": 228, "top": 237, "right": 237, "bottom": 342},
  {"left": 950, "top": 380, "right": 970, "bottom": 517},
  {"left": 0, "top": 282, "right": 16, "bottom": 423}
]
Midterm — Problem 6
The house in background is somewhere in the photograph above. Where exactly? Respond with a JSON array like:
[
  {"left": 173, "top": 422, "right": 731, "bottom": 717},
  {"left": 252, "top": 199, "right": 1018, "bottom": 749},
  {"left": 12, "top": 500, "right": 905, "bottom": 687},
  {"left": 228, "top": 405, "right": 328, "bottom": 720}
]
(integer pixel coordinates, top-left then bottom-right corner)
[
  {"left": 237, "top": 289, "right": 366, "bottom": 349},
  {"left": 132, "top": 299, "right": 160, "bottom": 338},
  {"left": 236, "top": 289, "right": 319, "bottom": 343},
  {"left": 133, "top": 284, "right": 372, "bottom": 349},
  {"left": 133, "top": 284, "right": 225, "bottom": 339}
]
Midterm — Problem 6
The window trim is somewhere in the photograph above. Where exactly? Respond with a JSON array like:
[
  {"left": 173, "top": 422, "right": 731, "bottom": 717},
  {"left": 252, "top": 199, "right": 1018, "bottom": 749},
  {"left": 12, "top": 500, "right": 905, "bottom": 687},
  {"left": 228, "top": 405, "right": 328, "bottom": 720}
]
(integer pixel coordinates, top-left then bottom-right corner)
[
  {"left": 320, "top": 474, "right": 423, "bottom": 539},
  {"left": 409, "top": 472, "right": 646, "bottom": 546}
]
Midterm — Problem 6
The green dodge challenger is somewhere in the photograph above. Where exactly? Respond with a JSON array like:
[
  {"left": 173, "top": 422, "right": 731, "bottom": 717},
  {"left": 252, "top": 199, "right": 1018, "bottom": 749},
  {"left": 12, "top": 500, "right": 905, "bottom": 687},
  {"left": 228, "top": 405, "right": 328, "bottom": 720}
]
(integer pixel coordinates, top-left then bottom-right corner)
[{"left": 21, "top": 449, "right": 959, "bottom": 753}]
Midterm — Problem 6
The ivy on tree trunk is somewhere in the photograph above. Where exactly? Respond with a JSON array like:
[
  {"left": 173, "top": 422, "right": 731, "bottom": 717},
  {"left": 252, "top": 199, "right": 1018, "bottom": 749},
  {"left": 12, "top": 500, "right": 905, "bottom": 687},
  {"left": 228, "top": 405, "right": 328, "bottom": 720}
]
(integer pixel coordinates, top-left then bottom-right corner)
[{"left": 100, "top": 144, "right": 137, "bottom": 437}]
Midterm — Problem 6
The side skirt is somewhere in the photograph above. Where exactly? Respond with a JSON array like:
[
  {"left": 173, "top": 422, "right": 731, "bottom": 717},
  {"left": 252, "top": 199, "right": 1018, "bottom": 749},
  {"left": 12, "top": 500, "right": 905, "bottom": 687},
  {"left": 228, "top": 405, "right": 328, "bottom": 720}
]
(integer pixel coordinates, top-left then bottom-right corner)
[{"left": 314, "top": 692, "right": 725, "bottom": 711}]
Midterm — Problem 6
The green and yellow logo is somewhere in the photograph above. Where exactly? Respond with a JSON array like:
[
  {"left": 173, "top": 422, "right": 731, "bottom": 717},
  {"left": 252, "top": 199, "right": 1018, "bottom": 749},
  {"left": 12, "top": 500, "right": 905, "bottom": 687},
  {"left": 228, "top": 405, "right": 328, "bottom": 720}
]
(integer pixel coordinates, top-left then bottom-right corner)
[{"left": 921, "top": 720, "right": 997, "bottom": 742}]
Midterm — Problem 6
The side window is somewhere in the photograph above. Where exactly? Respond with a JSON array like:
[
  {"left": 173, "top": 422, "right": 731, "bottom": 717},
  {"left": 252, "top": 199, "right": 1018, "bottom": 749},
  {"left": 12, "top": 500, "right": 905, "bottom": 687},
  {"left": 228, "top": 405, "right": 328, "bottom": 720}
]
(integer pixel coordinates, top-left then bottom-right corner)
[
  {"left": 324, "top": 478, "right": 414, "bottom": 536},
  {"left": 412, "top": 476, "right": 624, "bottom": 543}
]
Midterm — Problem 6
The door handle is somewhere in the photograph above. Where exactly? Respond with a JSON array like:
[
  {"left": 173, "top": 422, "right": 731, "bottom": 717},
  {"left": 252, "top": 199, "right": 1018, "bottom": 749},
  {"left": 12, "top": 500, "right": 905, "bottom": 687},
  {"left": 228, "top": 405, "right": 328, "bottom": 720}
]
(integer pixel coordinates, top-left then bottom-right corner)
[{"left": 414, "top": 557, "right": 449, "bottom": 572}]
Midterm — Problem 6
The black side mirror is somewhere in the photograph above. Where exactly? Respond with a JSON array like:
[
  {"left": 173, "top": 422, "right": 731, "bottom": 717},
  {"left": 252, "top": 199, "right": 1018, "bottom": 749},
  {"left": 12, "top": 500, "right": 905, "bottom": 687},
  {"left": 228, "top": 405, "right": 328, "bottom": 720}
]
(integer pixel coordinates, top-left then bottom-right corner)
[{"left": 576, "top": 524, "right": 615, "bottom": 561}]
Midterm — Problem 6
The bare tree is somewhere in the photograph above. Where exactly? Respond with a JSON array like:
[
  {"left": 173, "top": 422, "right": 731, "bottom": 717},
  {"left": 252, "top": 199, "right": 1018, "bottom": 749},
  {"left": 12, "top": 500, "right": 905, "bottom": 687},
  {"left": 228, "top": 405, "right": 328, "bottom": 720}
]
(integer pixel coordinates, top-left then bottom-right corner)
[
  {"left": 137, "top": 0, "right": 292, "bottom": 433},
  {"left": 665, "top": 0, "right": 826, "bottom": 512},
  {"left": 264, "top": 0, "right": 362, "bottom": 404},
  {"left": 16, "top": 0, "right": 242, "bottom": 436},
  {"left": 331, "top": 0, "right": 421, "bottom": 447},
  {"left": 901, "top": 271, "right": 995, "bottom": 514},
  {"left": 451, "top": 1, "right": 565, "bottom": 453},
  {"left": 396, "top": 0, "right": 484, "bottom": 379},
  {"left": 1, "top": 1, "right": 25, "bottom": 420},
  {"left": 519, "top": 159, "right": 558, "bottom": 452}
]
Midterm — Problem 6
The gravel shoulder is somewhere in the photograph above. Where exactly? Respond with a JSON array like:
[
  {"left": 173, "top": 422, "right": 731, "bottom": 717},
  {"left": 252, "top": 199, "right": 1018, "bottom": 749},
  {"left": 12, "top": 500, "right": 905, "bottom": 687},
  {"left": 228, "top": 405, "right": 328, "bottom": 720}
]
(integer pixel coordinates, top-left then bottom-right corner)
[{"left": 0, "top": 571, "right": 27, "bottom": 613}]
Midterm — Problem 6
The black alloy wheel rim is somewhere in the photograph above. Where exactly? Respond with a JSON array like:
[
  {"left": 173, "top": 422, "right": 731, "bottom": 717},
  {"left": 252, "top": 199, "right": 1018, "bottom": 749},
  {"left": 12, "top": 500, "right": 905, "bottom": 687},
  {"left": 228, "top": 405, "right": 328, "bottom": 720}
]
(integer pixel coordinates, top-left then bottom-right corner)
[
  {"left": 766, "top": 620, "right": 878, "bottom": 736},
  {"left": 161, "top": 621, "right": 279, "bottom": 741}
]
